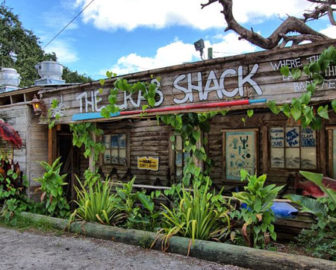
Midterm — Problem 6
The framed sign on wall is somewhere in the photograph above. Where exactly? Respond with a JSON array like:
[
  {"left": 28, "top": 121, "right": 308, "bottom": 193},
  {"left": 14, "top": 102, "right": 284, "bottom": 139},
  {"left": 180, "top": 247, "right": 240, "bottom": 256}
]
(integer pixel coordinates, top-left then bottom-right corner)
[{"left": 222, "top": 129, "right": 258, "bottom": 181}]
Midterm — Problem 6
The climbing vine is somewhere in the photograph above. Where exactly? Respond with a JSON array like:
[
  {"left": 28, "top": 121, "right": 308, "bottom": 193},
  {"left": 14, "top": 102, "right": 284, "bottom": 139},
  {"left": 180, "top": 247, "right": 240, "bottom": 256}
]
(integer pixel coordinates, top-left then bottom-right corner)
[
  {"left": 69, "top": 122, "right": 105, "bottom": 162},
  {"left": 267, "top": 45, "right": 336, "bottom": 130},
  {"left": 99, "top": 71, "right": 160, "bottom": 118},
  {"left": 158, "top": 111, "right": 227, "bottom": 186},
  {"left": 98, "top": 71, "right": 229, "bottom": 186},
  {"left": 47, "top": 99, "right": 61, "bottom": 129}
]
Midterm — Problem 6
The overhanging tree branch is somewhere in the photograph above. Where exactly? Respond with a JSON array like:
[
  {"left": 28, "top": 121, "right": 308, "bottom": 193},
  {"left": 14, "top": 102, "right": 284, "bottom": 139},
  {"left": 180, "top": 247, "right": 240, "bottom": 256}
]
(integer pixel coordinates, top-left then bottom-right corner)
[{"left": 202, "top": 0, "right": 330, "bottom": 50}]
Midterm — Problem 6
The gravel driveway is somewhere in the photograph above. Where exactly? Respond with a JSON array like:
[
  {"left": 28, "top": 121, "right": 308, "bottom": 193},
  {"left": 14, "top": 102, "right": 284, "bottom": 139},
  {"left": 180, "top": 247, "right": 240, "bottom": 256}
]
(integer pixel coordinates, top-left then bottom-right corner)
[{"left": 0, "top": 226, "right": 247, "bottom": 270}]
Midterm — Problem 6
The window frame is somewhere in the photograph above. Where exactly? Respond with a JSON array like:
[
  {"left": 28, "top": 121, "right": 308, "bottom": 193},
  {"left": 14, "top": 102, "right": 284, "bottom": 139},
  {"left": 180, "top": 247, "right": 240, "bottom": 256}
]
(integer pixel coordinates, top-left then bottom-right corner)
[
  {"left": 268, "top": 125, "right": 319, "bottom": 171},
  {"left": 102, "top": 132, "right": 130, "bottom": 167},
  {"left": 326, "top": 126, "right": 336, "bottom": 178},
  {"left": 169, "top": 131, "right": 205, "bottom": 184}
]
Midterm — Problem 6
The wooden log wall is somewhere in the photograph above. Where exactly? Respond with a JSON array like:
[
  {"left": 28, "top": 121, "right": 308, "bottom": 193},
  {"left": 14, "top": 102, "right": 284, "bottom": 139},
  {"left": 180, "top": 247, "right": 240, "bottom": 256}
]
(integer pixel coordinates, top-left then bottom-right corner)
[
  {"left": 0, "top": 104, "right": 48, "bottom": 197},
  {"left": 77, "top": 119, "right": 172, "bottom": 185},
  {"left": 37, "top": 40, "right": 336, "bottom": 189},
  {"left": 39, "top": 40, "right": 336, "bottom": 125},
  {"left": 73, "top": 109, "right": 336, "bottom": 188}
]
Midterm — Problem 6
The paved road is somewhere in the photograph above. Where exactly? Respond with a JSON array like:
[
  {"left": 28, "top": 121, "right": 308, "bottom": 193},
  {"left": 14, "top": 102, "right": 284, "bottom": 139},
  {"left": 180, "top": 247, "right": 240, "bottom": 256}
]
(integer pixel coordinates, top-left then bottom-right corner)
[{"left": 0, "top": 226, "right": 247, "bottom": 270}]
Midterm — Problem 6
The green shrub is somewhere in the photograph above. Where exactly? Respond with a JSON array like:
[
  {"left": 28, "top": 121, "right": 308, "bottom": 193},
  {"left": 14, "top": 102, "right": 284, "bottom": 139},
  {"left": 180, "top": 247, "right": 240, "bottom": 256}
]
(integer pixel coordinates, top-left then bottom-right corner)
[
  {"left": 285, "top": 171, "right": 336, "bottom": 260},
  {"left": 160, "top": 177, "right": 231, "bottom": 244},
  {"left": 71, "top": 177, "right": 123, "bottom": 225},
  {"left": 0, "top": 159, "right": 44, "bottom": 221},
  {"left": 231, "top": 170, "right": 283, "bottom": 248},
  {"left": 34, "top": 157, "right": 70, "bottom": 218},
  {"left": 115, "top": 178, "right": 161, "bottom": 231}
]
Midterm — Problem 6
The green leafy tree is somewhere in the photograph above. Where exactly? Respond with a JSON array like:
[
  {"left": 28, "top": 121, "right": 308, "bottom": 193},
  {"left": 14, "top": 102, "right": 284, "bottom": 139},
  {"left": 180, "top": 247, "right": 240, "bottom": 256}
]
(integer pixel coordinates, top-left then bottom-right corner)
[{"left": 0, "top": 6, "right": 91, "bottom": 87}]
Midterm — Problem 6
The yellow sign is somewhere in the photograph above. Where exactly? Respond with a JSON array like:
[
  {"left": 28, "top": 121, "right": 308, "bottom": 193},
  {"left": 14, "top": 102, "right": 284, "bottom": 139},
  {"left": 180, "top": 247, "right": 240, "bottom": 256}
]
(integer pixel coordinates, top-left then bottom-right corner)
[{"left": 137, "top": 156, "right": 159, "bottom": 171}]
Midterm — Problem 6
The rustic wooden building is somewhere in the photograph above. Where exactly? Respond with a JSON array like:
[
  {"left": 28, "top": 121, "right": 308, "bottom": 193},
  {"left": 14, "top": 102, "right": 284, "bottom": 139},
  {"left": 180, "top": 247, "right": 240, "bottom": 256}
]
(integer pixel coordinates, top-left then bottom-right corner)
[
  {"left": 0, "top": 85, "right": 66, "bottom": 197},
  {"left": 32, "top": 40, "right": 336, "bottom": 193}
]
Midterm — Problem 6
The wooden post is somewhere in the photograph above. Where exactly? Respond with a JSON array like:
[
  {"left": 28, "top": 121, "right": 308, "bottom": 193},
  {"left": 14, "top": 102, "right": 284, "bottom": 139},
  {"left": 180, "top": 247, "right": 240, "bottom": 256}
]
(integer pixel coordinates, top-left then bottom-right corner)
[
  {"left": 48, "top": 127, "right": 57, "bottom": 164},
  {"left": 88, "top": 125, "right": 97, "bottom": 172}
]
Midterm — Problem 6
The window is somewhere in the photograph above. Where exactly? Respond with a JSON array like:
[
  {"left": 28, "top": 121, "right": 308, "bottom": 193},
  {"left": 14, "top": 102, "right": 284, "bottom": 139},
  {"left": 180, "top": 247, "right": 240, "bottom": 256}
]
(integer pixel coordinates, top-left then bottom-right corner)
[
  {"left": 269, "top": 126, "right": 316, "bottom": 169},
  {"left": 172, "top": 135, "right": 190, "bottom": 180},
  {"left": 103, "top": 134, "right": 127, "bottom": 166}
]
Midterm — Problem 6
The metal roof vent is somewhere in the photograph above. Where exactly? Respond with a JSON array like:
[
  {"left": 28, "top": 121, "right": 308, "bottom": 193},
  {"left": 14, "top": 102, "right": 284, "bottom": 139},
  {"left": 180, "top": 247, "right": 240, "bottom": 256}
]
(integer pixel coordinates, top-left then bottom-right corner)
[
  {"left": 34, "top": 61, "right": 65, "bottom": 85},
  {"left": 0, "top": 67, "right": 21, "bottom": 93}
]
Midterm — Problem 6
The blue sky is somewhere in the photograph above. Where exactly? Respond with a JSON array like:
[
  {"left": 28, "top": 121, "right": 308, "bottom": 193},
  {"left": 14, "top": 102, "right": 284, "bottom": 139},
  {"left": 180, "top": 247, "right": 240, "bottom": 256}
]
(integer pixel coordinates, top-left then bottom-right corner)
[{"left": 6, "top": 0, "right": 336, "bottom": 80}]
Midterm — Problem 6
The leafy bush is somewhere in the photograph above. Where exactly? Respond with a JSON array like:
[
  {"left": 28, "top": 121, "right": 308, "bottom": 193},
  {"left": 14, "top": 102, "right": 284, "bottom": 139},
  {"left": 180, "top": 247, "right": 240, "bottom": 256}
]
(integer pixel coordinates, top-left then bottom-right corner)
[
  {"left": 0, "top": 162, "right": 26, "bottom": 204},
  {"left": 71, "top": 177, "right": 124, "bottom": 225},
  {"left": 115, "top": 178, "right": 161, "bottom": 231},
  {"left": 285, "top": 171, "right": 336, "bottom": 260},
  {"left": 231, "top": 170, "right": 283, "bottom": 248},
  {"left": 160, "top": 177, "right": 231, "bottom": 244},
  {"left": 34, "top": 157, "right": 70, "bottom": 218},
  {"left": 0, "top": 159, "right": 44, "bottom": 221}
]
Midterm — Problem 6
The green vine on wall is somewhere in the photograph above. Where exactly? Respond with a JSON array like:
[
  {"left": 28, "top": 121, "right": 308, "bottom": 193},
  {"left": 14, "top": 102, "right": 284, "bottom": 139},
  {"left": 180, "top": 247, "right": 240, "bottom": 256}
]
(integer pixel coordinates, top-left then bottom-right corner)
[
  {"left": 69, "top": 122, "right": 105, "bottom": 162},
  {"left": 267, "top": 45, "right": 336, "bottom": 130},
  {"left": 99, "top": 71, "right": 229, "bottom": 186},
  {"left": 159, "top": 111, "right": 227, "bottom": 186},
  {"left": 47, "top": 99, "right": 61, "bottom": 129},
  {"left": 99, "top": 72, "right": 160, "bottom": 118}
]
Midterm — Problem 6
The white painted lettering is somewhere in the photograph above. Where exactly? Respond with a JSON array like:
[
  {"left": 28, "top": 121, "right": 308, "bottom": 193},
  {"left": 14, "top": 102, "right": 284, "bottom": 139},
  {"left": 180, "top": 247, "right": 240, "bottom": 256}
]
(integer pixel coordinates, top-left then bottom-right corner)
[
  {"left": 188, "top": 72, "right": 202, "bottom": 100},
  {"left": 173, "top": 74, "right": 192, "bottom": 104},
  {"left": 203, "top": 71, "right": 222, "bottom": 100},
  {"left": 151, "top": 79, "right": 164, "bottom": 106},
  {"left": 220, "top": 69, "right": 238, "bottom": 97},
  {"left": 85, "top": 91, "right": 95, "bottom": 112},
  {"left": 94, "top": 90, "right": 104, "bottom": 112},
  {"left": 270, "top": 58, "right": 302, "bottom": 70},
  {"left": 76, "top": 92, "right": 87, "bottom": 113},
  {"left": 238, "top": 64, "right": 262, "bottom": 96}
]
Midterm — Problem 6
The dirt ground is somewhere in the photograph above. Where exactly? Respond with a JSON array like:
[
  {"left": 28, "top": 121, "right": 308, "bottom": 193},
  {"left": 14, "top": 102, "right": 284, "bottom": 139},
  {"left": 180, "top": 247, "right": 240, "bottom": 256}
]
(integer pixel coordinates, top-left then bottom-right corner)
[{"left": 0, "top": 226, "right": 248, "bottom": 270}]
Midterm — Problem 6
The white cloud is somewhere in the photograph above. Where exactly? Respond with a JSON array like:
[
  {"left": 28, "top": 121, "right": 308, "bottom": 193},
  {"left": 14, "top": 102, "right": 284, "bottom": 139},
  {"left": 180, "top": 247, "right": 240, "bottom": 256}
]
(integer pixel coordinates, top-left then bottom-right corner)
[
  {"left": 320, "top": 25, "right": 336, "bottom": 38},
  {"left": 102, "top": 40, "right": 198, "bottom": 75},
  {"left": 101, "top": 33, "right": 256, "bottom": 76},
  {"left": 75, "top": 0, "right": 313, "bottom": 31},
  {"left": 209, "top": 32, "right": 257, "bottom": 58},
  {"left": 44, "top": 40, "right": 79, "bottom": 64}
]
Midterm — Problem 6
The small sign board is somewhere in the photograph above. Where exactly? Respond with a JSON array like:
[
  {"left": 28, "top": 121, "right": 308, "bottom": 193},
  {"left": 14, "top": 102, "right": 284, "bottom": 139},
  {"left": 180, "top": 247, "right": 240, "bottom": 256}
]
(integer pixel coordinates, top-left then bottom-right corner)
[{"left": 137, "top": 156, "right": 159, "bottom": 171}]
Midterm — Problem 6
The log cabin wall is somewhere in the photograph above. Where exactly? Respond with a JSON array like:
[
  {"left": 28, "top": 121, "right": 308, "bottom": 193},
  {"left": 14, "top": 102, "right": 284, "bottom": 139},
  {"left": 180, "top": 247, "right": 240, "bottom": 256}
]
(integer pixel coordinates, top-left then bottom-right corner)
[
  {"left": 207, "top": 111, "right": 324, "bottom": 190},
  {"left": 92, "top": 119, "right": 171, "bottom": 185},
  {"left": 39, "top": 40, "right": 336, "bottom": 125},
  {"left": 38, "top": 40, "right": 336, "bottom": 188},
  {"left": 0, "top": 103, "right": 48, "bottom": 197},
  {"left": 72, "top": 108, "right": 336, "bottom": 189}
]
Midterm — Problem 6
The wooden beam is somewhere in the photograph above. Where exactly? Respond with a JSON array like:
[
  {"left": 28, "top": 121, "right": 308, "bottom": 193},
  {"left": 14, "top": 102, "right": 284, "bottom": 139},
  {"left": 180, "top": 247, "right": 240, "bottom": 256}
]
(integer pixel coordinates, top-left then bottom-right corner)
[
  {"left": 48, "top": 128, "right": 57, "bottom": 164},
  {"left": 88, "top": 124, "right": 97, "bottom": 172}
]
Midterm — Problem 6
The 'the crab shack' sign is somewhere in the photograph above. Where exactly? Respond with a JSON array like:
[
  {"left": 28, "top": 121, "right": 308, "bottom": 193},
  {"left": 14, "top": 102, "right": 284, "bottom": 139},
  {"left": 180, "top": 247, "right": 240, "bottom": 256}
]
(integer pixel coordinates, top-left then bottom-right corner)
[{"left": 41, "top": 41, "right": 336, "bottom": 123}]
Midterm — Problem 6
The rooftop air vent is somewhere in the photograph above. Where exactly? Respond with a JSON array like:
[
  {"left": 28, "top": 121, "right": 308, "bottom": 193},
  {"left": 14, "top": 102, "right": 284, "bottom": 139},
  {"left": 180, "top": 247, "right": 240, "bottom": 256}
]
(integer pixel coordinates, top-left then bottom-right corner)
[
  {"left": 0, "top": 67, "right": 21, "bottom": 92},
  {"left": 34, "top": 61, "right": 65, "bottom": 85}
]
